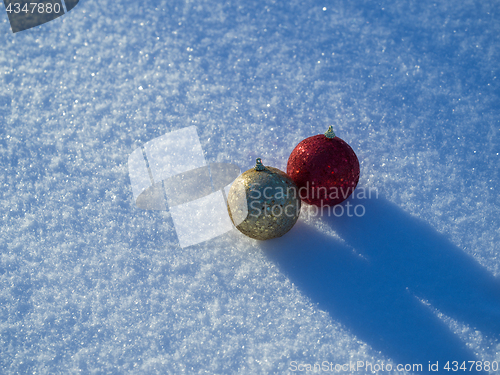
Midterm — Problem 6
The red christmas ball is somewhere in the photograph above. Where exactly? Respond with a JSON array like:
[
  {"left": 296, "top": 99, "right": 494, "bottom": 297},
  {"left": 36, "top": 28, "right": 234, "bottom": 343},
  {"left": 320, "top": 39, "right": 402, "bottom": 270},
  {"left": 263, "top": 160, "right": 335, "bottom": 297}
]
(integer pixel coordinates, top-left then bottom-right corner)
[{"left": 286, "top": 127, "right": 360, "bottom": 207}]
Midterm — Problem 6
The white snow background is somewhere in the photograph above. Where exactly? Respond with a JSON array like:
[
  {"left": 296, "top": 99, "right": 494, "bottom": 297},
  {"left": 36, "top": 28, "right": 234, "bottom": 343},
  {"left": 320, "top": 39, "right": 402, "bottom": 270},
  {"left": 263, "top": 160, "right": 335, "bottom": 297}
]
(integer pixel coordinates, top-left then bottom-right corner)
[{"left": 1, "top": 0, "right": 500, "bottom": 373}]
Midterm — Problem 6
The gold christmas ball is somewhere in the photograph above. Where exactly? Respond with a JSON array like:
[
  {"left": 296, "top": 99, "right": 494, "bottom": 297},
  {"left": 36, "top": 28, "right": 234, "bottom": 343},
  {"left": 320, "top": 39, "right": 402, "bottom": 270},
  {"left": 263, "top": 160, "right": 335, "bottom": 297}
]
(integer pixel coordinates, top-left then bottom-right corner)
[{"left": 227, "top": 158, "right": 301, "bottom": 240}]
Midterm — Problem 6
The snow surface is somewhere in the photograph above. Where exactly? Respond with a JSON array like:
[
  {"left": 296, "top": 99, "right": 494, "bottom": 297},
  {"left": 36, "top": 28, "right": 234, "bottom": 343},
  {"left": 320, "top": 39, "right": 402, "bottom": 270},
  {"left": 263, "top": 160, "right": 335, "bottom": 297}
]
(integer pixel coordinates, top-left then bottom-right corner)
[{"left": 1, "top": 0, "right": 499, "bottom": 373}]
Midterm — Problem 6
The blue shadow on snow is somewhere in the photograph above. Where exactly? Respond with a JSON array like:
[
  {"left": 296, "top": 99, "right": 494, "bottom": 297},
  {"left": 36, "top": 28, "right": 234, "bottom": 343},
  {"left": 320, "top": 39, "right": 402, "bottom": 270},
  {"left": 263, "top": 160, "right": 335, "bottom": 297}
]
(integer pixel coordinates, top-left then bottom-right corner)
[{"left": 261, "top": 196, "right": 500, "bottom": 373}]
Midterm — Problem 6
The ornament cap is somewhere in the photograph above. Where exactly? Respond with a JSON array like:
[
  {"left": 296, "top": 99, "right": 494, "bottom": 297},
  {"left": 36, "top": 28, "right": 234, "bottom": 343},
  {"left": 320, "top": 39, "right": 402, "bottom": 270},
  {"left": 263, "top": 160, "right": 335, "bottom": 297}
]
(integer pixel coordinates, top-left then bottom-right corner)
[
  {"left": 254, "top": 158, "right": 266, "bottom": 171},
  {"left": 324, "top": 126, "right": 336, "bottom": 139}
]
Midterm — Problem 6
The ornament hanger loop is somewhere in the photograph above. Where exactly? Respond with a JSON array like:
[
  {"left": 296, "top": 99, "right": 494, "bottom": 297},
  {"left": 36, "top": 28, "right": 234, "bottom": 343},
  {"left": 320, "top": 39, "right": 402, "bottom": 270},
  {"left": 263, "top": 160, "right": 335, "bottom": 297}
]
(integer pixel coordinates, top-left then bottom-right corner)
[
  {"left": 324, "top": 126, "right": 336, "bottom": 139},
  {"left": 255, "top": 158, "right": 266, "bottom": 171}
]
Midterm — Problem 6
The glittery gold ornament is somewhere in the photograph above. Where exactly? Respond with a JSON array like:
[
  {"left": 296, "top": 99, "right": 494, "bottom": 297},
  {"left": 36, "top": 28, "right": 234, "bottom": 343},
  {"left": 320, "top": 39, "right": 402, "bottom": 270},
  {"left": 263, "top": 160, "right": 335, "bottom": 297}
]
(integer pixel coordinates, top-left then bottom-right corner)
[{"left": 227, "top": 158, "right": 301, "bottom": 240}]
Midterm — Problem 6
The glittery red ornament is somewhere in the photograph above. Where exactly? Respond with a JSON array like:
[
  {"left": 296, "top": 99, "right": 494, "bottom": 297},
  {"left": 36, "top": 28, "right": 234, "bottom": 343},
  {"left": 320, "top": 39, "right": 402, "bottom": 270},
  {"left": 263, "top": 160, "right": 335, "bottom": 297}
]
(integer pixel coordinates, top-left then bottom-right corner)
[{"left": 286, "top": 127, "right": 360, "bottom": 207}]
